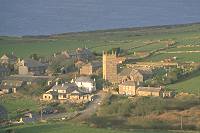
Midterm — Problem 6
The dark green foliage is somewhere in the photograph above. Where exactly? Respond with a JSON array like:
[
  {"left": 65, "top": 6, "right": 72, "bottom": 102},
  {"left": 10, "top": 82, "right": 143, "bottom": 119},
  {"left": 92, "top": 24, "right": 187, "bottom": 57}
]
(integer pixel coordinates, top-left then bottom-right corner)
[{"left": 48, "top": 56, "right": 75, "bottom": 74}]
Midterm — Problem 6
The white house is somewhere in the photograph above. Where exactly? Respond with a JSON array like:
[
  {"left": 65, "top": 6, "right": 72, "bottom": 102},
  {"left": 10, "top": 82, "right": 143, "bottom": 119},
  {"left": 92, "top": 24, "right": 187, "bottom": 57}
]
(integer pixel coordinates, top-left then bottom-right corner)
[{"left": 74, "top": 76, "right": 96, "bottom": 93}]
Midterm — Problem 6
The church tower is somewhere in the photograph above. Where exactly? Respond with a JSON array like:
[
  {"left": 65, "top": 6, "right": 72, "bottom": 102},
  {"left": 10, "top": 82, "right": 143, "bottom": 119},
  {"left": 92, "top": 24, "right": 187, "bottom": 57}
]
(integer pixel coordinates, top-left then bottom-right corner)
[{"left": 103, "top": 51, "right": 118, "bottom": 83}]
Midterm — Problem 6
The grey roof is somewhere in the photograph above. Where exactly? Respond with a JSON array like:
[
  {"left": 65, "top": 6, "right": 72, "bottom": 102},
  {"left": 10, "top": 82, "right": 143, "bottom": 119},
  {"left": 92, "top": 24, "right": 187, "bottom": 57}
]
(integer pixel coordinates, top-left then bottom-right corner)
[
  {"left": 75, "top": 76, "right": 93, "bottom": 83},
  {"left": 0, "top": 66, "right": 10, "bottom": 72},
  {"left": 137, "top": 87, "right": 162, "bottom": 92},
  {"left": 51, "top": 83, "right": 78, "bottom": 93},
  {"left": 1, "top": 54, "right": 17, "bottom": 60},
  {"left": 50, "top": 83, "right": 86, "bottom": 95},
  {"left": 118, "top": 68, "right": 132, "bottom": 76},
  {"left": 24, "top": 59, "right": 46, "bottom": 68},
  {"left": 1, "top": 80, "right": 24, "bottom": 87},
  {"left": 90, "top": 61, "right": 102, "bottom": 68}
]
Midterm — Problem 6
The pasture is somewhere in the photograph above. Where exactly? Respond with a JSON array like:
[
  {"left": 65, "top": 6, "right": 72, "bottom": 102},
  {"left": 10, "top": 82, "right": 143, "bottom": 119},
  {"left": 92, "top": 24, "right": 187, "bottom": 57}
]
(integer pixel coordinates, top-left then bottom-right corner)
[
  {"left": 0, "top": 23, "right": 200, "bottom": 58},
  {"left": 0, "top": 122, "right": 185, "bottom": 133}
]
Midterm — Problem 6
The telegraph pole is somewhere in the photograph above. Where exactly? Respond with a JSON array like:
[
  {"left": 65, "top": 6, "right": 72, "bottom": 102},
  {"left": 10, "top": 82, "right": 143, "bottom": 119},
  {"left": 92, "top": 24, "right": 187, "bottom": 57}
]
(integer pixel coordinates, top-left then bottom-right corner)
[
  {"left": 180, "top": 115, "right": 183, "bottom": 130},
  {"left": 40, "top": 104, "right": 43, "bottom": 121}
]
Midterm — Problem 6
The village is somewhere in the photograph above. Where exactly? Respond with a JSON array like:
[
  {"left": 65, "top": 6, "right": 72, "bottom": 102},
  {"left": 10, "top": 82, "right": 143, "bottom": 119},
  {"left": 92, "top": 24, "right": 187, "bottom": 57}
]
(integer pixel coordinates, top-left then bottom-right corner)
[{"left": 0, "top": 46, "right": 200, "bottom": 128}]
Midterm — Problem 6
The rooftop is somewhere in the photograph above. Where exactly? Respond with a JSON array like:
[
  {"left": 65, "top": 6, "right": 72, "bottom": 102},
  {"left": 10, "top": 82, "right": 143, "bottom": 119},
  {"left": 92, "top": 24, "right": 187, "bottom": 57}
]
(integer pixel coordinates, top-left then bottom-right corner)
[
  {"left": 137, "top": 87, "right": 162, "bottom": 92},
  {"left": 23, "top": 59, "right": 46, "bottom": 68},
  {"left": 75, "top": 76, "right": 93, "bottom": 83},
  {"left": 120, "top": 81, "right": 136, "bottom": 86}
]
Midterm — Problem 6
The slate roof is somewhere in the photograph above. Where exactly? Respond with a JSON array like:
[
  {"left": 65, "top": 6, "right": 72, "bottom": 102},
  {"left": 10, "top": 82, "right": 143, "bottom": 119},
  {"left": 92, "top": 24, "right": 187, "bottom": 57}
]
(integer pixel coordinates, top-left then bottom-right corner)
[
  {"left": 1, "top": 54, "right": 17, "bottom": 60},
  {"left": 75, "top": 76, "right": 93, "bottom": 83},
  {"left": 23, "top": 59, "right": 46, "bottom": 68},
  {"left": 0, "top": 66, "right": 10, "bottom": 72},
  {"left": 51, "top": 83, "right": 78, "bottom": 93},
  {"left": 49, "top": 83, "right": 86, "bottom": 95},
  {"left": 118, "top": 68, "right": 132, "bottom": 76}
]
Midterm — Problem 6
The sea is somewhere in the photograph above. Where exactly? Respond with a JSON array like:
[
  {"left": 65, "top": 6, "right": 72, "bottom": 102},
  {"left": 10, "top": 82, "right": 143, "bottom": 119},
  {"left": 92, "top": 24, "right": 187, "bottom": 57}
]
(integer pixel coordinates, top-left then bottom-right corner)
[{"left": 0, "top": 0, "right": 200, "bottom": 36}]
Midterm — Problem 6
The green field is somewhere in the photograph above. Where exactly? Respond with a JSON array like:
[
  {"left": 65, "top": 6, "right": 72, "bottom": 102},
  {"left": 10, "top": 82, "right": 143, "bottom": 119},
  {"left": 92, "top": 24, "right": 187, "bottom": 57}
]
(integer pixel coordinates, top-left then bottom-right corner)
[
  {"left": 0, "top": 94, "right": 40, "bottom": 119},
  {"left": 144, "top": 52, "right": 200, "bottom": 62},
  {"left": 0, "top": 122, "right": 186, "bottom": 133},
  {"left": 167, "top": 75, "right": 200, "bottom": 94},
  {"left": 0, "top": 23, "right": 200, "bottom": 58}
]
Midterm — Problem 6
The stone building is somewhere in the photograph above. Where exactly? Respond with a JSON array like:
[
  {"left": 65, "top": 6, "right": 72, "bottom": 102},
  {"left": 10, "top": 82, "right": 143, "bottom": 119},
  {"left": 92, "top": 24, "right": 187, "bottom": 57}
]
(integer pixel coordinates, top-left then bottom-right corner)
[
  {"left": 42, "top": 83, "right": 93, "bottom": 103},
  {"left": 0, "top": 80, "right": 24, "bottom": 94},
  {"left": 118, "top": 68, "right": 152, "bottom": 84},
  {"left": 80, "top": 61, "right": 101, "bottom": 75},
  {"left": 118, "top": 81, "right": 137, "bottom": 96},
  {"left": 0, "top": 54, "right": 17, "bottom": 64},
  {"left": 0, "top": 65, "right": 10, "bottom": 77},
  {"left": 137, "top": 86, "right": 163, "bottom": 97},
  {"left": 103, "top": 51, "right": 125, "bottom": 83},
  {"left": 18, "top": 59, "right": 47, "bottom": 76}
]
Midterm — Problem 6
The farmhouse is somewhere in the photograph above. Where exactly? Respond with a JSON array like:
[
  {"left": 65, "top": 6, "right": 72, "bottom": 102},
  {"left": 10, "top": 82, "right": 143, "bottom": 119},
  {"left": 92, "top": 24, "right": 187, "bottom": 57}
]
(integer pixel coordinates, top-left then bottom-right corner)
[
  {"left": 18, "top": 59, "right": 47, "bottom": 76},
  {"left": 118, "top": 81, "right": 137, "bottom": 96},
  {"left": 137, "top": 86, "right": 163, "bottom": 97},
  {"left": 42, "top": 83, "right": 93, "bottom": 103}
]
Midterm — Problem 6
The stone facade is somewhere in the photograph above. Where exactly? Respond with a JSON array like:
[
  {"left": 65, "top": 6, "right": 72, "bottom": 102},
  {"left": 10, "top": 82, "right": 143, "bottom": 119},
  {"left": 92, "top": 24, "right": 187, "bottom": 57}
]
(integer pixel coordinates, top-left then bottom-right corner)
[
  {"left": 80, "top": 64, "right": 93, "bottom": 75},
  {"left": 103, "top": 51, "right": 119, "bottom": 83},
  {"left": 118, "top": 68, "right": 152, "bottom": 84},
  {"left": 118, "top": 81, "right": 137, "bottom": 96},
  {"left": 80, "top": 61, "right": 101, "bottom": 76},
  {"left": 18, "top": 59, "right": 47, "bottom": 76},
  {"left": 137, "top": 87, "right": 163, "bottom": 97}
]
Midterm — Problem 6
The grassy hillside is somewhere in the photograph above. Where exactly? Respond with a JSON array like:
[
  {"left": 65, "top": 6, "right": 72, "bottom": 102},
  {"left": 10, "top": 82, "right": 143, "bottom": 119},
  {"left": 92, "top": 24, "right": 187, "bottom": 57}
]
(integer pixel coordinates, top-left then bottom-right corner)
[
  {"left": 0, "top": 122, "right": 185, "bottom": 133},
  {"left": 0, "top": 23, "right": 200, "bottom": 58},
  {"left": 0, "top": 94, "right": 40, "bottom": 119},
  {"left": 167, "top": 75, "right": 200, "bottom": 94}
]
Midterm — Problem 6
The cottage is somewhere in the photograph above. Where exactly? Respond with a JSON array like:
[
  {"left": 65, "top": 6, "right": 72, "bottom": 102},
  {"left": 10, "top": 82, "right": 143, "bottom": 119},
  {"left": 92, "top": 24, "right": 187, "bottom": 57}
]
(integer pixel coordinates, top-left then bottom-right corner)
[
  {"left": 0, "top": 54, "right": 17, "bottom": 64},
  {"left": 74, "top": 76, "right": 96, "bottom": 93},
  {"left": 137, "top": 86, "right": 163, "bottom": 97},
  {"left": 118, "top": 81, "right": 137, "bottom": 96},
  {"left": 42, "top": 83, "right": 92, "bottom": 103},
  {"left": 0, "top": 80, "right": 24, "bottom": 94},
  {"left": 18, "top": 59, "right": 47, "bottom": 76},
  {"left": 80, "top": 61, "right": 101, "bottom": 75}
]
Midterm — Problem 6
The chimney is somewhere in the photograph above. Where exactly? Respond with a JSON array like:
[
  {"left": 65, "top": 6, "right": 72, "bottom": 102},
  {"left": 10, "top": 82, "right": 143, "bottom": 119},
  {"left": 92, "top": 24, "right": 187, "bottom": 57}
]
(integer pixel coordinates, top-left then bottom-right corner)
[
  {"left": 62, "top": 83, "right": 64, "bottom": 87},
  {"left": 56, "top": 82, "right": 58, "bottom": 86}
]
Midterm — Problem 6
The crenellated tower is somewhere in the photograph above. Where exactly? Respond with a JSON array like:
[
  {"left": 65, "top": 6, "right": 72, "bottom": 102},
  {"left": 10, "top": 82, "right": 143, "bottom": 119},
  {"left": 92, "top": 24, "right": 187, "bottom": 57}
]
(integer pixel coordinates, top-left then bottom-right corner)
[{"left": 103, "top": 51, "right": 118, "bottom": 83}]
